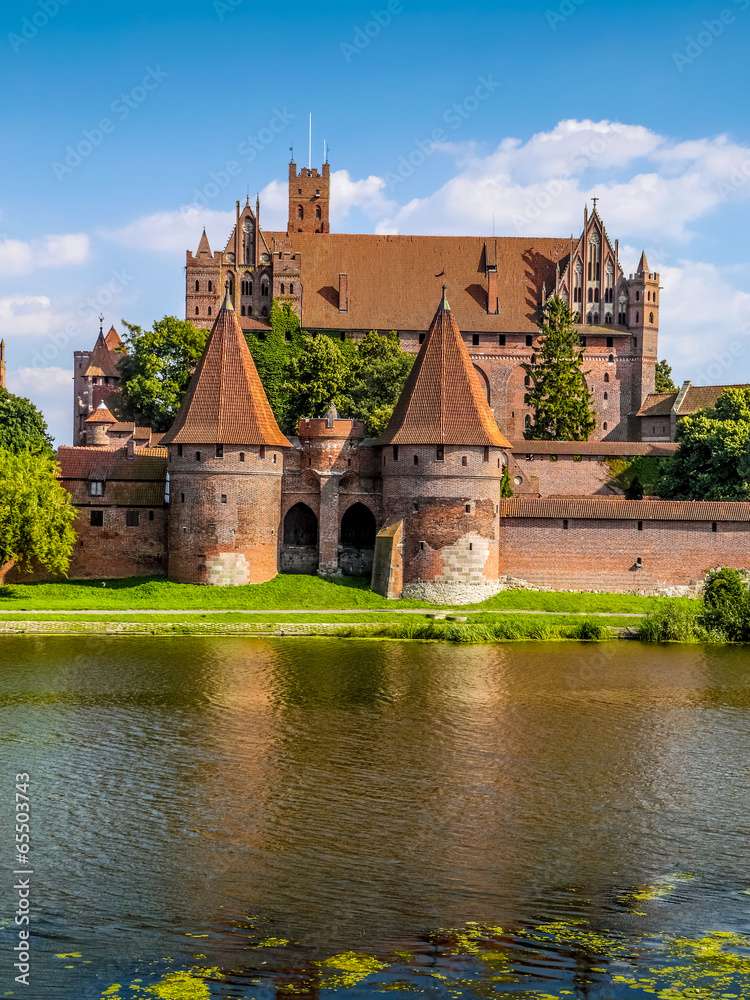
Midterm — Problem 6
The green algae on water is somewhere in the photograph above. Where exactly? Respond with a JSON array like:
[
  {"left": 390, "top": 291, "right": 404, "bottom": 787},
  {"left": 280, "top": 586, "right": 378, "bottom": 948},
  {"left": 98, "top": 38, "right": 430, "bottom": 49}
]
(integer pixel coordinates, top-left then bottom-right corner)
[{"left": 316, "top": 951, "right": 388, "bottom": 989}]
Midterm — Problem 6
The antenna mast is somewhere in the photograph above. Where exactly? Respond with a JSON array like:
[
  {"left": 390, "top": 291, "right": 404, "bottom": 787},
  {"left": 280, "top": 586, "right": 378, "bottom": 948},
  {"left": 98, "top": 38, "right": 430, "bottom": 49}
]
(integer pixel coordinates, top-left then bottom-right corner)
[{"left": 308, "top": 113, "right": 312, "bottom": 170}]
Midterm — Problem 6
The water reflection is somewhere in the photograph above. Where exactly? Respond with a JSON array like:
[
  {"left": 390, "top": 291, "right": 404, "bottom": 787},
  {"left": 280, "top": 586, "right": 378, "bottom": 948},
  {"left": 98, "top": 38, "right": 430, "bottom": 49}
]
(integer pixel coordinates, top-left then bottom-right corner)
[{"left": 0, "top": 637, "right": 748, "bottom": 997}]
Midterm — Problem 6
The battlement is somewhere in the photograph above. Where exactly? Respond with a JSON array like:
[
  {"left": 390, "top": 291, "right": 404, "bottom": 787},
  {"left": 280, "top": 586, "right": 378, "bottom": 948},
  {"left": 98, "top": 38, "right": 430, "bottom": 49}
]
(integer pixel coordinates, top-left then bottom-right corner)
[{"left": 288, "top": 160, "right": 330, "bottom": 234}]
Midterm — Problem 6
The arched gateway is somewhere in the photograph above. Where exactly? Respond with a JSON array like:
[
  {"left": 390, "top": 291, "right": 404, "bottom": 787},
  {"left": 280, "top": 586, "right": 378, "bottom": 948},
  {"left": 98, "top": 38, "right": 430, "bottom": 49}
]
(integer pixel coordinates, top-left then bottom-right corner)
[
  {"left": 281, "top": 503, "right": 319, "bottom": 574},
  {"left": 339, "top": 503, "right": 377, "bottom": 577}
]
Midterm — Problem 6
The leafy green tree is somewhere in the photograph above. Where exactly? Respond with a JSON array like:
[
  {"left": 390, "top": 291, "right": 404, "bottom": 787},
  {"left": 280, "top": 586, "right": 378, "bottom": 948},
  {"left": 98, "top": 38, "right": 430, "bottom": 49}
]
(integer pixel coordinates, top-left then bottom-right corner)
[
  {"left": 655, "top": 359, "right": 678, "bottom": 394},
  {"left": 699, "top": 568, "right": 750, "bottom": 642},
  {"left": 340, "top": 331, "right": 413, "bottom": 436},
  {"left": 524, "top": 297, "right": 595, "bottom": 441},
  {"left": 625, "top": 475, "right": 644, "bottom": 500},
  {"left": 247, "top": 302, "right": 304, "bottom": 432},
  {"left": 284, "top": 334, "right": 350, "bottom": 426},
  {"left": 500, "top": 465, "right": 513, "bottom": 498},
  {"left": 0, "top": 389, "right": 53, "bottom": 455},
  {"left": 0, "top": 449, "right": 76, "bottom": 583},
  {"left": 658, "top": 388, "right": 750, "bottom": 500},
  {"left": 118, "top": 316, "right": 209, "bottom": 431}
]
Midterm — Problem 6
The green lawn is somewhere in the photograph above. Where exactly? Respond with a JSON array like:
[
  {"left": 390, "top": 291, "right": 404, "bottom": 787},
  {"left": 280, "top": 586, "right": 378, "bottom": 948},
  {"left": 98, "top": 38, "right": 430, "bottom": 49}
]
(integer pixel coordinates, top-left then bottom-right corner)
[{"left": 0, "top": 574, "right": 696, "bottom": 614}]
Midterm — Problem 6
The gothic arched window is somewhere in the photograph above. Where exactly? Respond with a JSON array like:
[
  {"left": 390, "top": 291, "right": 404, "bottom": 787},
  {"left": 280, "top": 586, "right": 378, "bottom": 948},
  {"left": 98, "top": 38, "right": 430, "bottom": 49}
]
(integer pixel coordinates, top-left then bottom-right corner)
[{"left": 297, "top": 205, "right": 304, "bottom": 220}]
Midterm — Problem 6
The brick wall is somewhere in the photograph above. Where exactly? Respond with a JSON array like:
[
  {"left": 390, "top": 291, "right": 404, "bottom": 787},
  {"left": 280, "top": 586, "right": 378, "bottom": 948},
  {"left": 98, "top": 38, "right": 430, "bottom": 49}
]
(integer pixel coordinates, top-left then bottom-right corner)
[
  {"left": 510, "top": 454, "right": 615, "bottom": 496},
  {"left": 499, "top": 516, "right": 750, "bottom": 593},
  {"left": 167, "top": 445, "right": 284, "bottom": 585}
]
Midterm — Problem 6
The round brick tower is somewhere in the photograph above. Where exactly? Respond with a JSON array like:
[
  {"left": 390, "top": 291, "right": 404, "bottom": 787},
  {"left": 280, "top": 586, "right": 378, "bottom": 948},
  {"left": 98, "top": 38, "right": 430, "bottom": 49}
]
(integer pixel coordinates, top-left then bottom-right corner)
[
  {"left": 161, "top": 293, "right": 291, "bottom": 585},
  {"left": 376, "top": 288, "right": 511, "bottom": 603}
]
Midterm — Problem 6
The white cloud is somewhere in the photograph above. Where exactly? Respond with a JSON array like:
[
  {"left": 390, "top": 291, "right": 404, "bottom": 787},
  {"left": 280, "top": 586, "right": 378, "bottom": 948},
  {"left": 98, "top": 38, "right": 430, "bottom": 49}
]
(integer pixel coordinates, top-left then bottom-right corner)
[
  {"left": 330, "top": 170, "right": 394, "bottom": 224},
  {"left": 0, "top": 234, "right": 89, "bottom": 276},
  {"left": 374, "top": 120, "right": 750, "bottom": 241},
  {"left": 657, "top": 260, "right": 750, "bottom": 383},
  {"left": 0, "top": 296, "right": 55, "bottom": 338},
  {"left": 7, "top": 366, "right": 72, "bottom": 446},
  {"left": 107, "top": 205, "right": 234, "bottom": 254}
]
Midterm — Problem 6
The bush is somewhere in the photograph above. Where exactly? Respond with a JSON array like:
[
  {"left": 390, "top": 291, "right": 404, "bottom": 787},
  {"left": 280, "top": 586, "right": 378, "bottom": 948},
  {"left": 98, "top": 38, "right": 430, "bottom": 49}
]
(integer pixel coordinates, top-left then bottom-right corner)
[
  {"left": 699, "top": 568, "right": 750, "bottom": 642},
  {"left": 639, "top": 602, "right": 703, "bottom": 643},
  {"left": 572, "top": 620, "right": 606, "bottom": 641}
]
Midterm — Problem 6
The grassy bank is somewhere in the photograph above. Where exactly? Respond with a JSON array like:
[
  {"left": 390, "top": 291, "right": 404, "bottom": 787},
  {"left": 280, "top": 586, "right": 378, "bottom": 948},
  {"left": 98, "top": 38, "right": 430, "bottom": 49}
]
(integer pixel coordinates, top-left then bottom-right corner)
[{"left": 0, "top": 575, "right": 692, "bottom": 614}]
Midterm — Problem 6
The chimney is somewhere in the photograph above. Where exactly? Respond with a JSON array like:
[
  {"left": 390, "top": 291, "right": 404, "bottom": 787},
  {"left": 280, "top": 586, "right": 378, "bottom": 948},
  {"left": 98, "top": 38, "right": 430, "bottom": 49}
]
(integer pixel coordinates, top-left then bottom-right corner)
[{"left": 339, "top": 273, "right": 349, "bottom": 313}]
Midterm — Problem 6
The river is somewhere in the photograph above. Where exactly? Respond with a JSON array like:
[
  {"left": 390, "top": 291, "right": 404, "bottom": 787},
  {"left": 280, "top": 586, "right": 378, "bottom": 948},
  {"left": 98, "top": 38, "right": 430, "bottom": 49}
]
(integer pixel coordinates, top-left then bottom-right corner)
[{"left": 0, "top": 637, "right": 748, "bottom": 998}]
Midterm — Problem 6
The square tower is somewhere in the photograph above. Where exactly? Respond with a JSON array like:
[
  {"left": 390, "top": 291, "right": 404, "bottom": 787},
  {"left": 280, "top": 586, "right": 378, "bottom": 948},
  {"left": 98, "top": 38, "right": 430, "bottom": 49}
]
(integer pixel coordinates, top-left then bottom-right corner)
[{"left": 288, "top": 160, "right": 330, "bottom": 234}]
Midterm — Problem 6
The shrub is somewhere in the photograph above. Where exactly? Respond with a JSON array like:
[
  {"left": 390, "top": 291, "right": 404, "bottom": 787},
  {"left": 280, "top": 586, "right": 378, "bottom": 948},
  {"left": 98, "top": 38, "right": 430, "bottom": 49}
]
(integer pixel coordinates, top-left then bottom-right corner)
[
  {"left": 699, "top": 568, "right": 750, "bottom": 642},
  {"left": 572, "top": 620, "right": 606, "bottom": 641},
  {"left": 639, "top": 602, "right": 702, "bottom": 643}
]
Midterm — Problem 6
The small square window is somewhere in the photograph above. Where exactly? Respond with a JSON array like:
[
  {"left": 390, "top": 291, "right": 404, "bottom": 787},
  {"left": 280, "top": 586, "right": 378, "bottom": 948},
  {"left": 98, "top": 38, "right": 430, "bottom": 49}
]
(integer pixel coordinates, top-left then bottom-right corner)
[
  {"left": 563, "top": 519, "right": 569, "bottom": 530},
  {"left": 126, "top": 510, "right": 140, "bottom": 527},
  {"left": 498, "top": 335, "right": 506, "bottom": 346},
  {"left": 221, "top": 494, "right": 228, "bottom": 504},
  {"left": 472, "top": 334, "right": 480, "bottom": 346},
  {"left": 89, "top": 480, "right": 104, "bottom": 497},
  {"left": 195, "top": 451, "right": 202, "bottom": 462},
  {"left": 436, "top": 446, "right": 445, "bottom": 462},
  {"left": 525, "top": 335, "right": 533, "bottom": 347},
  {"left": 90, "top": 510, "right": 103, "bottom": 527}
]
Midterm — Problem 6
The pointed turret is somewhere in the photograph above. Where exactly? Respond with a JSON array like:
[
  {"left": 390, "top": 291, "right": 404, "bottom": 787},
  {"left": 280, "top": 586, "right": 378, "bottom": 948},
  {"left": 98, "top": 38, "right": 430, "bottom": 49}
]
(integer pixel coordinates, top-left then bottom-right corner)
[
  {"left": 84, "top": 329, "right": 121, "bottom": 378},
  {"left": 104, "top": 325, "right": 122, "bottom": 351},
  {"left": 85, "top": 400, "right": 117, "bottom": 424},
  {"left": 196, "top": 228, "right": 212, "bottom": 257},
  {"left": 636, "top": 250, "right": 650, "bottom": 275},
  {"left": 162, "top": 293, "right": 290, "bottom": 447},
  {"left": 380, "top": 289, "right": 510, "bottom": 447},
  {"left": 84, "top": 400, "right": 117, "bottom": 446}
]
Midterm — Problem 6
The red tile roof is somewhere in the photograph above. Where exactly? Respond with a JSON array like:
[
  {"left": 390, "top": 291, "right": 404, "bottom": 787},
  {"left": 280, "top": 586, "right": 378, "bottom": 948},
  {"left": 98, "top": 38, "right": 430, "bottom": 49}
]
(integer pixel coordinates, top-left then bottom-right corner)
[
  {"left": 679, "top": 384, "right": 750, "bottom": 415},
  {"left": 267, "top": 231, "right": 570, "bottom": 334},
  {"left": 57, "top": 445, "right": 167, "bottom": 483},
  {"left": 379, "top": 290, "right": 511, "bottom": 447},
  {"left": 500, "top": 497, "right": 750, "bottom": 522},
  {"left": 636, "top": 393, "right": 676, "bottom": 417},
  {"left": 85, "top": 402, "right": 117, "bottom": 424},
  {"left": 104, "top": 325, "right": 123, "bottom": 350},
  {"left": 511, "top": 440, "right": 678, "bottom": 457},
  {"left": 84, "top": 331, "right": 122, "bottom": 378},
  {"left": 162, "top": 296, "right": 290, "bottom": 447}
]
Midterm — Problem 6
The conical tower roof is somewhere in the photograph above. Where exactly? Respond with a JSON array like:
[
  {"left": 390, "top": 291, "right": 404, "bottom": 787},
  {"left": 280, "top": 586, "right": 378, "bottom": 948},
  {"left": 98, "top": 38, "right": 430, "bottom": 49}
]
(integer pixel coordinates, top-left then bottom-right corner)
[
  {"left": 84, "top": 330, "right": 121, "bottom": 378},
  {"left": 196, "top": 228, "right": 212, "bottom": 256},
  {"left": 104, "top": 325, "right": 122, "bottom": 350},
  {"left": 379, "top": 289, "right": 510, "bottom": 447},
  {"left": 85, "top": 401, "right": 117, "bottom": 424},
  {"left": 636, "top": 250, "right": 650, "bottom": 274},
  {"left": 162, "top": 294, "right": 290, "bottom": 447}
]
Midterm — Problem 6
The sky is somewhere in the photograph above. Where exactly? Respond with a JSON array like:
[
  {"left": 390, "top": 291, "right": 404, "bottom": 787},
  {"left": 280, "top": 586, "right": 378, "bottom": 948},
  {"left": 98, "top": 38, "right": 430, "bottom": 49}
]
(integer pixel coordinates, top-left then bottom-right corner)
[{"left": 1, "top": 0, "right": 750, "bottom": 444}]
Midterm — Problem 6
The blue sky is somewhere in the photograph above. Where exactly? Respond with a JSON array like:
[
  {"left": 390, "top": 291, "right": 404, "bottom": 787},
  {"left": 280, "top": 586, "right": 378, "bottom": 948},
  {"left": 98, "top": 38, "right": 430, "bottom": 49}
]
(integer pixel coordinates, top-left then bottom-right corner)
[{"left": 1, "top": 0, "right": 749, "bottom": 442}]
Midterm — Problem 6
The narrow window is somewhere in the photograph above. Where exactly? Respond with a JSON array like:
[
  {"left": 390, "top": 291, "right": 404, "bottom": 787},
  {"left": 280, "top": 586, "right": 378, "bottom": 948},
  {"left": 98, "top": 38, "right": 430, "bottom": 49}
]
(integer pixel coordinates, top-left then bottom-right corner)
[
  {"left": 604, "top": 373, "right": 609, "bottom": 384},
  {"left": 177, "top": 444, "right": 183, "bottom": 457},
  {"left": 259, "top": 446, "right": 266, "bottom": 460},
  {"left": 606, "top": 337, "right": 614, "bottom": 348},
  {"left": 525, "top": 335, "right": 533, "bottom": 346},
  {"left": 89, "top": 480, "right": 104, "bottom": 497},
  {"left": 461, "top": 456, "right": 468, "bottom": 467},
  {"left": 393, "top": 445, "right": 399, "bottom": 461},
  {"left": 649, "top": 312, "right": 654, "bottom": 324},
  {"left": 290, "top": 283, "right": 295, "bottom": 294},
  {"left": 180, "top": 493, "right": 185, "bottom": 503},
  {"left": 524, "top": 375, "right": 531, "bottom": 387},
  {"left": 712, "top": 522, "right": 718, "bottom": 533},
  {"left": 195, "top": 451, "right": 202, "bottom": 462},
  {"left": 436, "top": 446, "right": 445, "bottom": 462},
  {"left": 90, "top": 510, "right": 103, "bottom": 527},
  {"left": 239, "top": 452, "right": 245, "bottom": 462},
  {"left": 126, "top": 510, "right": 140, "bottom": 528},
  {"left": 413, "top": 454, "right": 419, "bottom": 466},
  {"left": 273, "top": 453, "right": 277, "bottom": 464},
  {"left": 563, "top": 519, "right": 569, "bottom": 530},
  {"left": 603, "top": 422, "right": 608, "bottom": 431},
  {"left": 465, "top": 504, "right": 471, "bottom": 513},
  {"left": 498, "top": 334, "right": 506, "bottom": 346},
  {"left": 215, "top": 444, "right": 224, "bottom": 458},
  {"left": 195, "top": 306, "right": 199, "bottom": 316},
  {"left": 148, "top": 510, "right": 154, "bottom": 521},
  {"left": 281, "top": 283, "right": 286, "bottom": 295},
  {"left": 604, "top": 392, "right": 609, "bottom": 401},
  {"left": 194, "top": 280, "right": 199, "bottom": 292},
  {"left": 483, "top": 446, "right": 490, "bottom": 462},
  {"left": 419, "top": 333, "right": 426, "bottom": 344},
  {"left": 208, "top": 306, "right": 212, "bottom": 317},
  {"left": 638, "top": 521, "right": 643, "bottom": 531}
]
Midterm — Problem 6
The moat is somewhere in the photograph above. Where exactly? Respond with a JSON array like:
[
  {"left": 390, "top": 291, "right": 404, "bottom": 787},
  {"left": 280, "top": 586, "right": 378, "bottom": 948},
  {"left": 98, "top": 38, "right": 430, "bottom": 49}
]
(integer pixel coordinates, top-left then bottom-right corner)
[{"left": 1, "top": 637, "right": 749, "bottom": 998}]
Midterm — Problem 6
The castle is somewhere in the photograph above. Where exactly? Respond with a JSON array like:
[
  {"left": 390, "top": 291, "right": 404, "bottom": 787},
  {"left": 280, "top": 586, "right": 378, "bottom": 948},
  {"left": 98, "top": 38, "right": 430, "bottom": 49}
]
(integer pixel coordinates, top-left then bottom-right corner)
[{"left": 57, "top": 154, "right": 750, "bottom": 598}]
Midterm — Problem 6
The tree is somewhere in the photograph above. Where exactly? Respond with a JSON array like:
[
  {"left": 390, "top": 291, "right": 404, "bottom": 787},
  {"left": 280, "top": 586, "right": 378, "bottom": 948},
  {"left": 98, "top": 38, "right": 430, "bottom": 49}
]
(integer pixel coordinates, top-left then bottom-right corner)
[
  {"left": 248, "top": 302, "right": 304, "bottom": 433},
  {"left": 340, "top": 331, "right": 414, "bottom": 436},
  {"left": 700, "top": 568, "right": 750, "bottom": 642},
  {"left": 655, "top": 359, "right": 678, "bottom": 394},
  {"left": 625, "top": 475, "right": 644, "bottom": 500},
  {"left": 118, "top": 316, "right": 209, "bottom": 431},
  {"left": 0, "top": 389, "right": 53, "bottom": 455},
  {"left": 658, "top": 387, "right": 750, "bottom": 500},
  {"left": 283, "top": 334, "right": 351, "bottom": 425},
  {"left": 0, "top": 449, "right": 76, "bottom": 583},
  {"left": 500, "top": 465, "right": 513, "bottom": 498},
  {"left": 524, "top": 297, "right": 595, "bottom": 441}
]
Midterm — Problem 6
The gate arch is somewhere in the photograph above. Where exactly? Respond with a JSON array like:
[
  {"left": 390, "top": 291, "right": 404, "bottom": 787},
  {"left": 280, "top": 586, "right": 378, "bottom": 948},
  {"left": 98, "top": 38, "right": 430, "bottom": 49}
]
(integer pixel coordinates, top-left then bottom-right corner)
[
  {"left": 339, "top": 503, "right": 377, "bottom": 577},
  {"left": 281, "top": 503, "right": 319, "bottom": 574}
]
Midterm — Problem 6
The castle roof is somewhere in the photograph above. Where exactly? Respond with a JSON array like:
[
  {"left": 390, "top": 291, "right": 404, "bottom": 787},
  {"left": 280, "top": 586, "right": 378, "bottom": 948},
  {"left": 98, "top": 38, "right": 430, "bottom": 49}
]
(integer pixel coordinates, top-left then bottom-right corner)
[
  {"left": 499, "top": 496, "right": 750, "bottom": 523},
  {"left": 161, "top": 294, "right": 290, "bottom": 447},
  {"left": 636, "top": 250, "right": 651, "bottom": 274},
  {"left": 196, "top": 228, "right": 212, "bottom": 256},
  {"left": 266, "top": 231, "right": 571, "bottom": 334},
  {"left": 104, "top": 325, "right": 122, "bottom": 350},
  {"left": 84, "top": 330, "right": 121, "bottom": 378},
  {"left": 85, "top": 401, "right": 117, "bottom": 424},
  {"left": 379, "top": 289, "right": 511, "bottom": 447},
  {"left": 637, "top": 383, "right": 750, "bottom": 419},
  {"left": 57, "top": 445, "right": 167, "bottom": 507}
]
